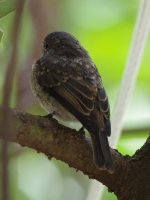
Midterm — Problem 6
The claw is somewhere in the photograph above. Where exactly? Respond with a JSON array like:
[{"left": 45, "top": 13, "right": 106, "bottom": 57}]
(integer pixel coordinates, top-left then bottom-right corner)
[
  {"left": 78, "top": 126, "right": 85, "bottom": 136},
  {"left": 43, "top": 112, "right": 56, "bottom": 119}
]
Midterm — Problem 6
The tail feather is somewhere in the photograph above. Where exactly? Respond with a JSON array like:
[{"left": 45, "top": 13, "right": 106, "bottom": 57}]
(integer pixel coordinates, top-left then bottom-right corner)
[
  {"left": 90, "top": 129, "right": 114, "bottom": 173},
  {"left": 90, "top": 133, "right": 105, "bottom": 169},
  {"left": 98, "top": 129, "right": 113, "bottom": 172}
]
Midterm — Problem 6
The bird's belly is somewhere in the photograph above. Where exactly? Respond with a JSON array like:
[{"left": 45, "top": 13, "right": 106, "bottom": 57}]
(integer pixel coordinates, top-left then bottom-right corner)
[
  {"left": 39, "top": 94, "right": 77, "bottom": 122},
  {"left": 30, "top": 72, "right": 77, "bottom": 122}
]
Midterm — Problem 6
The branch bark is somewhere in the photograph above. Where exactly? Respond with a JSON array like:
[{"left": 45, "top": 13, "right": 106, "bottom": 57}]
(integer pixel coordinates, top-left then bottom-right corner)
[{"left": 0, "top": 107, "right": 150, "bottom": 200}]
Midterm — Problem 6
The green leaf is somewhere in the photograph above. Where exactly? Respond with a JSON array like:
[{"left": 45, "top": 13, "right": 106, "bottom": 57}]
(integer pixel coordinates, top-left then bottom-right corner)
[
  {"left": 0, "top": 0, "right": 17, "bottom": 19},
  {"left": 0, "top": 29, "right": 3, "bottom": 42}
]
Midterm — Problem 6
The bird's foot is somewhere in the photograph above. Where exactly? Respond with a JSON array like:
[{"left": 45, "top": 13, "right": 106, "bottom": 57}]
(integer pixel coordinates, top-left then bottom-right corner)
[
  {"left": 78, "top": 126, "right": 85, "bottom": 136},
  {"left": 43, "top": 112, "right": 56, "bottom": 120}
]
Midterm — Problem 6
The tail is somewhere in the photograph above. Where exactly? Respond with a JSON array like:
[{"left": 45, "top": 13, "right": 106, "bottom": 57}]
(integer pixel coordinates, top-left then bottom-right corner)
[{"left": 90, "top": 129, "right": 114, "bottom": 173}]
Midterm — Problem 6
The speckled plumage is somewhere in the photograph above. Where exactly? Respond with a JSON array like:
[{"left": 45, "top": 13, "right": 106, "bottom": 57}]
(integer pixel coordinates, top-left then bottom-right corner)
[{"left": 30, "top": 32, "right": 113, "bottom": 172}]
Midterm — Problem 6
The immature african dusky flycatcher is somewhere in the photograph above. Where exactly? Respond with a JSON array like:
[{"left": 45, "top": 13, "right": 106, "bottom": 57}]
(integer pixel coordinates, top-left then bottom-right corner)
[{"left": 30, "top": 32, "right": 113, "bottom": 172}]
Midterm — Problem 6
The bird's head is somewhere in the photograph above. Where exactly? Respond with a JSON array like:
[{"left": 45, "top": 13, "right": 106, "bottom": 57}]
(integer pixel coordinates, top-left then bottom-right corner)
[{"left": 42, "top": 31, "right": 88, "bottom": 58}]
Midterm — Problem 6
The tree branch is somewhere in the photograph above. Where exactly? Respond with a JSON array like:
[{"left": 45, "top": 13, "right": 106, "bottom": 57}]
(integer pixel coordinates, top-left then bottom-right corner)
[{"left": 0, "top": 107, "right": 150, "bottom": 199}]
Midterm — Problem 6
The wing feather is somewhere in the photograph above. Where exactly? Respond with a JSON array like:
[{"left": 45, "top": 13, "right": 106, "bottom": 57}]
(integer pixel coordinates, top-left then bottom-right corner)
[
  {"left": 55, "top": 83, "right": 93, "bottom": 115},
  {"left": 36, "top": 56, "right": 110, "bottom": 134}
]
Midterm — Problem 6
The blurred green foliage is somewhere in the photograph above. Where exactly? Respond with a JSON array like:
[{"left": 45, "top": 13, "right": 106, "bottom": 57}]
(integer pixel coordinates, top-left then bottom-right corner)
[
  {"left": 0, "top": 0, "right": 17, "bottom": 18},
  {"left": 0, "top": 0, "right": 150, "bottom": 200},
  {"left": 0, "top": 29, "right": 3, "bottom": 42}
]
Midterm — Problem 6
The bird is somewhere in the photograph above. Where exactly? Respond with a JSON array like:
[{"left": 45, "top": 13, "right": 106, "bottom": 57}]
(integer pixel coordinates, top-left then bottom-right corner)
[{"left": 30, "top": 31, "right": 113, "bottom": 172}]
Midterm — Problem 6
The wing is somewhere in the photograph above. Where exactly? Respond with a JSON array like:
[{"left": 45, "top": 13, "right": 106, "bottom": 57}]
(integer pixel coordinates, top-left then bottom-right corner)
[
  {"left": 98, "top": 88, "right": 111, "bottom": 136},
  {"left": 36, "top": 55, "right": 98, "bottom": 128}
]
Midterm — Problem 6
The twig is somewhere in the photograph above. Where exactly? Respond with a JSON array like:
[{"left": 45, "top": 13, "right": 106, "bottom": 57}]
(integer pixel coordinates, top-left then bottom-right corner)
[
  {"left": 111, "top": 0, "right": 150, "bottom": 147},
  {"left": 0, "top": 1, "right": 25, "bottom": 200},
  {"left": 17, "top": 0, "right": 57, "bottom": 109}
]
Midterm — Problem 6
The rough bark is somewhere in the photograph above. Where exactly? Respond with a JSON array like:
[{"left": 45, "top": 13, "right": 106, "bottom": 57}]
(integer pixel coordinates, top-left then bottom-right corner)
[{"left": 0, "top": 107, "right": 150, "bottom": 200}]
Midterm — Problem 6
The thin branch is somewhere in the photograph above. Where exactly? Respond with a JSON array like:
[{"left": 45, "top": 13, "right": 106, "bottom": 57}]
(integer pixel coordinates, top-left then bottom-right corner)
[
  {"left": 111, "top": 0, "right": 150, "bottom": 147},
  {"left": 17, "top": 0, "right": 58, "bottom": 109},
  {"left": 0, "top": 1, "right": 25, "bottom": 200}
]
